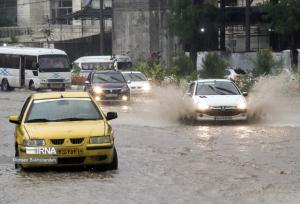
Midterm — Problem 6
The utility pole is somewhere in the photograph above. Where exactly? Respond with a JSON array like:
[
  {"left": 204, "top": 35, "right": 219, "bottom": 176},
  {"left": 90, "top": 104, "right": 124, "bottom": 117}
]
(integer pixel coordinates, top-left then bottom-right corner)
[
  {"left": 100, "top": 0, "right": 104, "bottom": 55},
  {"left": 245, "top": 0, "right": 252, "bottom": 52}
]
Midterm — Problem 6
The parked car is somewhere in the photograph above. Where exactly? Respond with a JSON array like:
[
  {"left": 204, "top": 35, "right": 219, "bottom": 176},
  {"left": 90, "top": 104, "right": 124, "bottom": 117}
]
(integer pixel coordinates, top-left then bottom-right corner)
[
  {"left": 9, "top": 92, "right": 118, "bottom": 169},
  {"left": 121, "top": 71, "right": 151, "bottom": 95},
  {"left": 84, "top": 70, "right": 130, "bottom": 102},
  {"left": 182, "top": 79, "right": 248, "bottom": 121}
]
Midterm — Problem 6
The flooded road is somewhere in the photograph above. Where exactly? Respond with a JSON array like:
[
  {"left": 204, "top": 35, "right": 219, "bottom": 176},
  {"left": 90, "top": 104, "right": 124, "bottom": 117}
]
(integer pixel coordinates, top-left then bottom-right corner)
[{"left": 1, "top": 90, "right": 300, "bottom": 204}]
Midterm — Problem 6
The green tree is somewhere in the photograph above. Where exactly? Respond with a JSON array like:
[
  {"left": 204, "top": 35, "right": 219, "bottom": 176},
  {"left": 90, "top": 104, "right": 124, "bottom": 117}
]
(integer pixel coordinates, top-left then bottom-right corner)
[
  {"left": 253, "top": 49, "right": 275, "bottom": 76},
  {"left": 168, "top": 51, "right": 194, "bottom": 81},
  {"left": 0, "top": 16, "right": 15, "bottom": 27},
  {"left": 199, "top": 52, "right": 227, "bottom": 78},
  {"left": 133, "top": 53, "right": 166, "bottom": 81},
  {"left": 260, "top": 0, "right": 300, "bottom": 70},
  {"left": 168, "top": 0, "right": 218, "bottom": 70}
]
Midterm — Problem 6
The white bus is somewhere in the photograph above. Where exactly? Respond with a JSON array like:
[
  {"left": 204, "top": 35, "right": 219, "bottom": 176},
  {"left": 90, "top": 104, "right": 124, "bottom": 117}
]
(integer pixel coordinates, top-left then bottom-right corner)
[
  {"left": 0, "top": 46, "right": 71, "bottom": 91},
  {"left": 73, "top": 55, "right": 132, "bottom": 78}
]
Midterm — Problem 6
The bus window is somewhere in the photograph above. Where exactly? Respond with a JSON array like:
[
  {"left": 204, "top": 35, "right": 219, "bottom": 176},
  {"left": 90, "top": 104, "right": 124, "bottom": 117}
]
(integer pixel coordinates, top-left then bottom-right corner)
[
  {"left": 0, "top": 54, "right": 4, "bottom": 67},
  {"left": 25, "top": 56, "right": 37, "bottom": 70},
  {"left": 9, "top": 55, "right": 20, "bottom": 69}
]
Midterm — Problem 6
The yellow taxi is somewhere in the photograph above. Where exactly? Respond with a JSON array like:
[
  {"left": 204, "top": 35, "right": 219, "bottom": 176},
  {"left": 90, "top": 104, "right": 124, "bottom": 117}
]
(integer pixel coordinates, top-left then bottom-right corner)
[{"left": 9, "top": 92, "right": 118, "bottom": 169}]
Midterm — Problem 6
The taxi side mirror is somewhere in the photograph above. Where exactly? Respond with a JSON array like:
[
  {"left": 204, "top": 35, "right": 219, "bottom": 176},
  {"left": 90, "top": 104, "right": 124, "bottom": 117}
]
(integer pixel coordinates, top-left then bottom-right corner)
[
  {"left": 9, "top": 115, "right": 20, "bottom": 125},
  {"left": 106, "top": 112, "right": 118, "bottom": 120}
]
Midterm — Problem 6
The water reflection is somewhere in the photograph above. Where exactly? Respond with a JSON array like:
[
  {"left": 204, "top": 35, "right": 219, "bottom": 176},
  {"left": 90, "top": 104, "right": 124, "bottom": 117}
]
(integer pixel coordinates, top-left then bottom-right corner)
[
  {"left": 14, "top": 166, "right": 117, "bottom": 184},
  {"left": 196, "top": 126, "right": 214, "bottom": 151},
  {"left": 234, "top": 126, "right": 252, "bottom": 139}
]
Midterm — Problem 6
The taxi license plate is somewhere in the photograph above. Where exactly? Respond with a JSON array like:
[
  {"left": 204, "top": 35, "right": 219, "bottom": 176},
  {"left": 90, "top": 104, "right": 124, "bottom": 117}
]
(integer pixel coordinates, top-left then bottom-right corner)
[
  {"left": 58, "top": 149, "right": 79, "bottom": 156},
  {"left": 106, "top": 94, "right": 118, "bottom": 98},
  {"left": 215, "top": 116, "right": 232, "bottom": 120}
]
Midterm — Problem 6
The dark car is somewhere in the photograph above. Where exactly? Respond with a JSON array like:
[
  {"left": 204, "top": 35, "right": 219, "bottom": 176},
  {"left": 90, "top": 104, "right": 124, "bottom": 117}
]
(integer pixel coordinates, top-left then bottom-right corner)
[{"left": 84, "top": 70, "right": 130, "bottom": 102}]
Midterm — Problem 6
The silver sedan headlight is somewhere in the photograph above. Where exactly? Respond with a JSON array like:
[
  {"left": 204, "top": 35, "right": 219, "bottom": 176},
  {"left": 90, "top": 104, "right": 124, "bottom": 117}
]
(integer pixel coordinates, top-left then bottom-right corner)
[
  {"left": 142, "top": 84, "right": 151, "bottom": 91},
  {"left": 23, "top": 139, "right": 45, "bottom": 147},
  {"left": 89, "top": 136, "right": 112, "bottom": 144}
]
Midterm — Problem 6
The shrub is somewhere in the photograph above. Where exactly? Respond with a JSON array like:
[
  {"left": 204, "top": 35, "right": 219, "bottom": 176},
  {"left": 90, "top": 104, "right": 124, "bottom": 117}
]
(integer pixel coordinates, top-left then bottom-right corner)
[
  {"left": 235, "top": 74, "right": 255, "bottom": 92},
  {"left": 133, "top": 53, "right": 166, "bottom": 81},
  {"left": 199, "top": 52, "right": 227, "bottom": 78},
  {"left": 168, "top": 51, "right": 195, "bottom": 82},
  {"left": 253, "top": 49, "right": 275, "bottom": 76}
]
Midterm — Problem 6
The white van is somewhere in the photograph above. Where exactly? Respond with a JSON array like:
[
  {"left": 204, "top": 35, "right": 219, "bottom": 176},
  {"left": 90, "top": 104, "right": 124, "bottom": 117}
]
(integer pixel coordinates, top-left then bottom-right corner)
[
  {"left": 73, "top": 55, "right": 132, "bottom": 78},
  {"left": 0, "top": 46, "right": 71, "bottom": 91}
]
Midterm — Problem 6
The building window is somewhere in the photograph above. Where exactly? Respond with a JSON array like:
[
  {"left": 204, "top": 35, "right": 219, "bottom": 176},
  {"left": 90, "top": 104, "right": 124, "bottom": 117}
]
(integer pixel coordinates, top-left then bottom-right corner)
[
  {"left": 51, "top": 0, "right": 73, "bottom": 24},
  {"left": 225, "top": 0, "right": 238, "bottom": 7}
]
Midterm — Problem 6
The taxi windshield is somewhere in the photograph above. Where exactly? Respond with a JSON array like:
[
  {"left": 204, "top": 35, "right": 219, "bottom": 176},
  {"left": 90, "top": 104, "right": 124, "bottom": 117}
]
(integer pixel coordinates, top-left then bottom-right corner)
[{"left": 26, "top": 98, "right": 102, "bottom": 122}]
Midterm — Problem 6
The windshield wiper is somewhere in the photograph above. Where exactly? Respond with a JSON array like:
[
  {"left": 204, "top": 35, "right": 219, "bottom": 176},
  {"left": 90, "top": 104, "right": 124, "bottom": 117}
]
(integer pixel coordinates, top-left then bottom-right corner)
[
  {"left": 110, "top": 76, "right": 123, "bottom": 83},
  {"left": 53, "top": 117, "right": 98, "bottom": 122},
  {"left": 214, "top": 86, "right": 237, "bottom": 95},
  {"left": 134, "top": 75, "right": 146, "bottom": 81},
  {"left": 26, "top": 118, "right": 52, "bottom": 123},
  {"left": 207, "top": 85, "right": 225, "bottom": 95},
  {"left": 95, "top": 76, "right": 109, "bottom": 83}
]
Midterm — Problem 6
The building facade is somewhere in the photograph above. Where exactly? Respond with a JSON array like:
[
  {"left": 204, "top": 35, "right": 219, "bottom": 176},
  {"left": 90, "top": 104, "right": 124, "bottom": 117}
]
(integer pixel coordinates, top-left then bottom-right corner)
[{"left": 112, "top": 0, "right": 177, "bottom": 66}]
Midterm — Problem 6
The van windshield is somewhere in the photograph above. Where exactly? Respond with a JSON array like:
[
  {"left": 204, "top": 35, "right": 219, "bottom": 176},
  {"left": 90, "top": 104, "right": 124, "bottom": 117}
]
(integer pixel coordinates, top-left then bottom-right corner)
[
  {"left": 82, "top": 62, "right": 113, "bottom": 70},
  {"left": 39, "top": 55, "right": 70, "bottom": 72}
]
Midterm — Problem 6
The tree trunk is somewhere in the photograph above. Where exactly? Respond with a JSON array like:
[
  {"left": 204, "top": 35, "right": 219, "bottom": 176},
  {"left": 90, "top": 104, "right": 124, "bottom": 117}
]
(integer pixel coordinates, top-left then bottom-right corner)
[
  {"left": 190, "top": 43, "right": 197, "bottom": 71},
  {"left": 291, "top": 32, "right": 298, "bottom": 71}
]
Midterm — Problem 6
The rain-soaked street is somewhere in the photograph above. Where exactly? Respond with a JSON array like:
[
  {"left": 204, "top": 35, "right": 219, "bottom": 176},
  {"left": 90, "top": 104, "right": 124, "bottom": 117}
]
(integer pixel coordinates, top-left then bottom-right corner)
[{"left": 1, "top": 89, "right": 300, "bottom": 204}]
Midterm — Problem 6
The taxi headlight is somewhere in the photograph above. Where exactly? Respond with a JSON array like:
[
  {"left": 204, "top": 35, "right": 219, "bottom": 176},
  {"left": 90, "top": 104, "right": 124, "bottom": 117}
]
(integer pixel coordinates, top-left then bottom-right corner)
[
  {"left": 197, "top": 102, "right": 209, "bottom": 111},
  {"left": 23, "top": 139, "right": 45, "bottom": 147},
  {"left": 237, "top": 101, "right": 247, "bottom": 110},
  {"left": 89, "top": 136, "right": 112, "bottom": 144},
  {"left": 93, "top": 87, "right": 103, "bottom": 94}
]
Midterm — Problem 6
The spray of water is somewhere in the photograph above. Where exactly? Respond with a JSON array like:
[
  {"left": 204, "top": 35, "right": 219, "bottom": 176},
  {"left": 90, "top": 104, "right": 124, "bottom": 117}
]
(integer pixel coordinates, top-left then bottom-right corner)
[
  {"left": 129, "top": 85, "right": 193, "bottom": 126},
  {"left": 126, "top": 72, "right": 299, "bottom": 127},
  {"left": 247, "top": 71, "right": 300, "bottom": 125}
]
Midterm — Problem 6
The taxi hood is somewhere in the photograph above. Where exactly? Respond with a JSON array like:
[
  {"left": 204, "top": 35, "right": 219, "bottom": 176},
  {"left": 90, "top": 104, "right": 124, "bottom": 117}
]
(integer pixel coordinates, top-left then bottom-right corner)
[{"left": 24, "top": 121, "right": 107, "bottom": 139}]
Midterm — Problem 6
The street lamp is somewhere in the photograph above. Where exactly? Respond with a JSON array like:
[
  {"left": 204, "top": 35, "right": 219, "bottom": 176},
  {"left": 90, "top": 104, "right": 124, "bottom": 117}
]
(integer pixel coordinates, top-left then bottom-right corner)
[
  {"left": 200, "top": 28, "right": 205, "bottom": 33},
  {"left": 3, "top": 43, "right": 7, "bottom": 47}
]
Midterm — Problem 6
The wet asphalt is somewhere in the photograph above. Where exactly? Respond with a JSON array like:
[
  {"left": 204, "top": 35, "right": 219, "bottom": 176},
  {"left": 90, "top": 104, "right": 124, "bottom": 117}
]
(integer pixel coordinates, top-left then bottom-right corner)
[{"left": 0, "top": 90, "right": 300, "bottom": 204}]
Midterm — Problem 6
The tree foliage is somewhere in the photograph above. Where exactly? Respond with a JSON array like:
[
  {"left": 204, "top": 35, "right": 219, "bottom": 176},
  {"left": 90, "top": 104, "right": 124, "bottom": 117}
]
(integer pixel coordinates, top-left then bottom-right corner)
[
  {"left": 260, "top": 0, "right": 300, "bottom": 34},
  {"left": 259, "top": 0, "right": 300, "bottom": 69},
  {"left": 168, "top": 51, "right": 194, "bottom": 81},
  {"left": 133, "top": 53, "right": 166, "bottom": 81},
  {"left": 253, "top": 49, "right": 275, "bottom": 76},
  {"left": 168, "top": 0, "right": 218, "bottom": 69},
  {"left": 199, "top": 52, "right": 227, "bottom": 79},
  {"left": 0, "top": 17, "right": 15, "bottom": 27}
]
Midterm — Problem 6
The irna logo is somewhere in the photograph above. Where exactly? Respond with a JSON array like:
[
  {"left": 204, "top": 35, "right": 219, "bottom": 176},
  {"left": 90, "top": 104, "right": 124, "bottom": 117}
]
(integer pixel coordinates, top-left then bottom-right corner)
[{"left": 26, "top": 147, "right": 57, "bottom": 155}]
